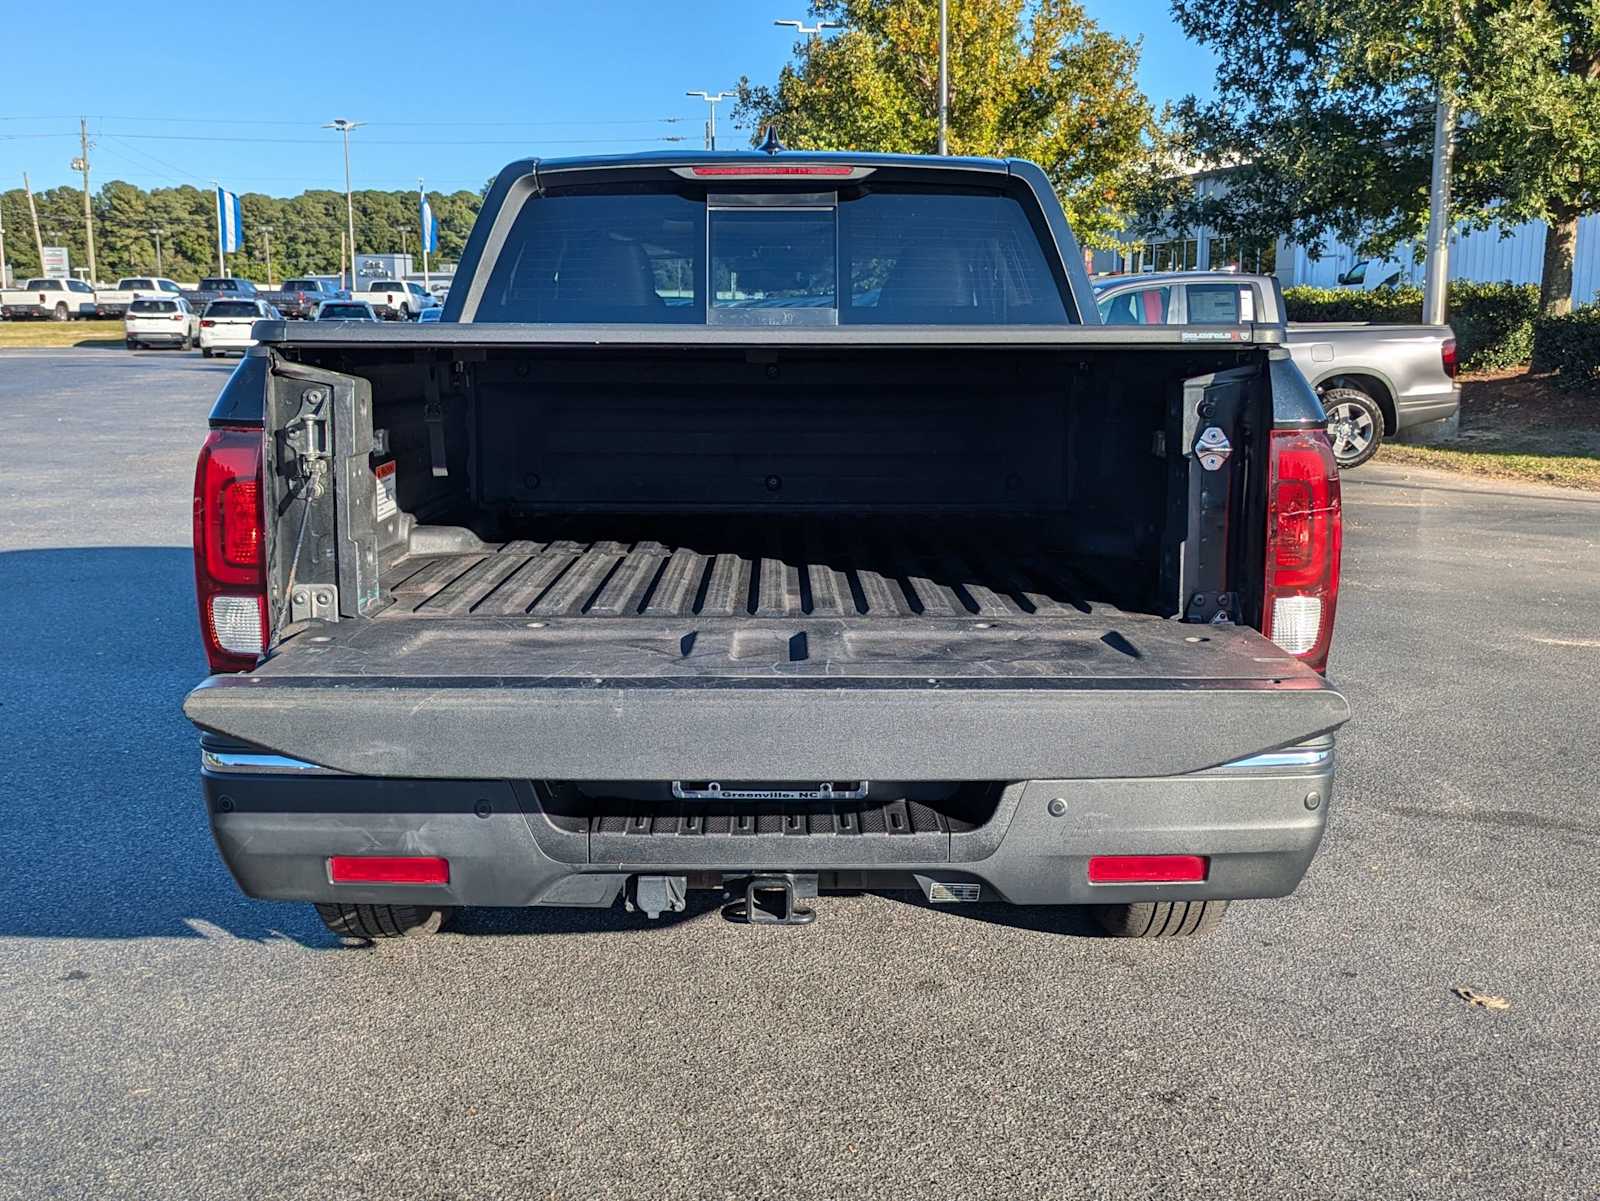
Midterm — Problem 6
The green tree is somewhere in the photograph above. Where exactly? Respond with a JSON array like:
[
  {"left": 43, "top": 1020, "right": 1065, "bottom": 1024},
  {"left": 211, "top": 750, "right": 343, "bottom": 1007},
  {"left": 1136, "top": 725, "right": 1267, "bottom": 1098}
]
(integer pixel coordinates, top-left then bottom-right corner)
[
  {"left": 1155, "top": 0, "right": 1600, "bottom": 316},
  {"left": 732, "top": 0, "right": 1162, "bottom": 248}
]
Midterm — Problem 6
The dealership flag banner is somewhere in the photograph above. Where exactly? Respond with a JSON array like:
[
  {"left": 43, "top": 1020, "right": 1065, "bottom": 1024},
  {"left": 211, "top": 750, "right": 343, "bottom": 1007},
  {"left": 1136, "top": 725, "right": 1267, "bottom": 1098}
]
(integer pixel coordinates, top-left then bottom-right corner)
[
  {"left": 419, "top": 188, "right": 438, "bottom": 289},
  {"left": 215, "top": 185, "right": 243, "bottom": 272}
]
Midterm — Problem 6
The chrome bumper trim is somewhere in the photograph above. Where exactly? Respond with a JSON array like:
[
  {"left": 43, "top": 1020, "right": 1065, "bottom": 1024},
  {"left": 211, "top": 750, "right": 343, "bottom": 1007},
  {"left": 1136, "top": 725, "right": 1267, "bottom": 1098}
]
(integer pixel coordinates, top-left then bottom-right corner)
[
  {"left": 1221, "top": 746, "right": 1334, "bottom": 770},
  {"left": 201, "top": 749, "right": 338, "bottom": 775}
]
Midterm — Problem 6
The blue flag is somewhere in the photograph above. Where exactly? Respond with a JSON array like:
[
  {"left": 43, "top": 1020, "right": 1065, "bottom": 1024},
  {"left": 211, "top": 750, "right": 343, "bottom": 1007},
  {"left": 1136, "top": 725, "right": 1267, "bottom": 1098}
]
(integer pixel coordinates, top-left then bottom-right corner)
[
  {"left": 216, "top": 186, "right": 243, "bottom": 253},
  {"left": 420, "top": 194, "right": 438, "bottom": 253}
]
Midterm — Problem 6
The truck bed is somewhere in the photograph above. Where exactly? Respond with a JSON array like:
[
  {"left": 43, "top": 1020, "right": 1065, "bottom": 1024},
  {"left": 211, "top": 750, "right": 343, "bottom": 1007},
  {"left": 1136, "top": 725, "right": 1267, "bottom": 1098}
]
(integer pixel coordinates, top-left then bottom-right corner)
[{"left": 380, "top": 513, "right": 1137, "bottom": 625}]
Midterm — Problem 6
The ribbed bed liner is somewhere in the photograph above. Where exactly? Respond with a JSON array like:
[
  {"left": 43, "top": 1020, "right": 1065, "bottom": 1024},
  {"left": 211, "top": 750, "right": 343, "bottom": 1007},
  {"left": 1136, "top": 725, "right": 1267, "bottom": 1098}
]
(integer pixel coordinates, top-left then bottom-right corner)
[{"left": 381, "top": 514, "right": 1142, "bottom": 622}]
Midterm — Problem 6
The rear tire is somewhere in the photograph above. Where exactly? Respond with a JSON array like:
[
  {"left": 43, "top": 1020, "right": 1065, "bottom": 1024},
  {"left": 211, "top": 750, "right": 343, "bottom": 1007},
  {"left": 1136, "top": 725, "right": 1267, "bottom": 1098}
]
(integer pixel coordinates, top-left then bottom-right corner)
[
  {"left": 314, "top": 903, "right": 453, "bottom": 941},
  {"left": 1091, "top": 899, "right": 1230, "bottom": 938},
  {"left": 52, "top": 302, "right": 68, "bottom": 322},
  {"left": 1321, "top": 387, "right": 1384, "bottom": 469},
  {"left": 124, "top": 337, "right": 136, "bottom": 349},
  {"left": 202, "top": 348, "right": 214, "bottom": 358}
]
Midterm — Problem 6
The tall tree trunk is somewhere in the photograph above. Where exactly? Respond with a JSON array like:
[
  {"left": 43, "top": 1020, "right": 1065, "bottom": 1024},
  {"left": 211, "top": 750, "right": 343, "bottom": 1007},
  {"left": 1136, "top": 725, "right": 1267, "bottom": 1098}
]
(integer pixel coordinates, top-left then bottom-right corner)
[{"left": 1539, "top": 213, "right": 1578, "bottom": 318}]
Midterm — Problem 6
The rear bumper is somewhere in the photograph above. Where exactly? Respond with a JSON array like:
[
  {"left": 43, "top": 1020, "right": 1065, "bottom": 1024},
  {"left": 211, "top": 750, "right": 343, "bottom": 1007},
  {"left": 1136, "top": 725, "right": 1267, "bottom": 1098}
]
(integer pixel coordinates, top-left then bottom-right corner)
[
  {"left": 1394, "top": 382, "right": 1460, "bottom": 430},
  {"left": 199, "top": 744, "right": 1336, "bottom": 909},
  {"left": 128, "top": 330, "right": 188, "bottom": 345}
]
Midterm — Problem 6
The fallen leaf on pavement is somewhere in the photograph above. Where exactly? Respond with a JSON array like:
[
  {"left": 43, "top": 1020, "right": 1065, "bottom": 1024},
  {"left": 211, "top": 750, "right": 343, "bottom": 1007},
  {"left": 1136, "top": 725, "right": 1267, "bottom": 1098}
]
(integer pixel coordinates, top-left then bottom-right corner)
[{"left": 1452, "top": 987, "right": 1511, "bottom": 1011}]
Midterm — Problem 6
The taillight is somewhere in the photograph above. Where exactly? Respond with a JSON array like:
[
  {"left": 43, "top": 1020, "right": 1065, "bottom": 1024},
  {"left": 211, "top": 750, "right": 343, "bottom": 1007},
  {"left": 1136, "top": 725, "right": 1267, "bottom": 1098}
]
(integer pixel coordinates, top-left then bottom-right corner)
[
  {"left": 193, "top": 426, "right": 266, "bottom": 672},
  {"left": 201, "top": 318, "right": 215, "bottom": 327},
  {"left": 1263, "top": 429, "right": 1342, "bottom": 673},
  {"left": 1441, "top": 337, "right": 1458, "bottom": 379},
  {"left": 688, "top": 164, "right": 858, "bottom": 177},
  {"left": 172, "top": 313, "right": 185, "bottom": 321}
]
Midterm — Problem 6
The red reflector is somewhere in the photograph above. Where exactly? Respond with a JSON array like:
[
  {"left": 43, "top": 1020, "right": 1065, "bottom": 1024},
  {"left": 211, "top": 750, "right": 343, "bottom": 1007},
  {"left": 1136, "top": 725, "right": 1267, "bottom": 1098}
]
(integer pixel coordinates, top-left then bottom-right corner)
[
  {"left": 1441, "top": 337, "right": 1458, "bottom": 379},
  {"left": 328, "top": 856, "right": 450, "bottom": 885},
  {"left": 689, "top": 164, "right": 857, "bottom": 177},
  {"left": 1088, "top": 855, "right": 1209, "bottom": 884},
  {"left": 221, "top": 479, "right": 260, "bottom": 565}
]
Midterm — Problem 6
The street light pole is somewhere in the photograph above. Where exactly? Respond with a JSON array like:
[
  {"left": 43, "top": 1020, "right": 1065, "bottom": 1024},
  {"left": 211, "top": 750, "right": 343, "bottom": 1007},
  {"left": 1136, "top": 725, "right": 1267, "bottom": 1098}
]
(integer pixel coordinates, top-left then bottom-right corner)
[
  {"left": 261, "top": 225, "right": 275, "bottom": 287},
  {"left": 686, "top": 90, "right": 735, "bottom": 151},
  {"left": 937, "top": 0, "right": 949, "bottom": 155},
  {"left": 149, "top": 229, "right": 164, "bottom": 275},
  {"left": 324, "top": 118, "right": 365, "bottom": 288},
  {"left": 1421, "top": 93, "right": 1456, "bottom": 325}
]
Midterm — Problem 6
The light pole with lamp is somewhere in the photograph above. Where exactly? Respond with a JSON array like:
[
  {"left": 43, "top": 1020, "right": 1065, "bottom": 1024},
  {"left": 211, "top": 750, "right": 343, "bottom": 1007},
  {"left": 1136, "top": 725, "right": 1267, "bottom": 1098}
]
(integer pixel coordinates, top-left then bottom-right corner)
[
  {"left": 149, "top": 228, "right": 164, "bottom": 276},
  {"left": 323, "top": 118, "right": 364, "bottom": 287},
  {"left": 685, "top": 90, "right": 736, "bottom": 151}
]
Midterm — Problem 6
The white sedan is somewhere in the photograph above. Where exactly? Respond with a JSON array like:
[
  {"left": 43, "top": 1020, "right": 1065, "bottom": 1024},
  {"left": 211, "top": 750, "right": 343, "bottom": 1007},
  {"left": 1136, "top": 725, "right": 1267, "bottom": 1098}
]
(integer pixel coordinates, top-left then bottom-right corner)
[{"left": 199, "top": 299, "right": 282, "bottom": 357}]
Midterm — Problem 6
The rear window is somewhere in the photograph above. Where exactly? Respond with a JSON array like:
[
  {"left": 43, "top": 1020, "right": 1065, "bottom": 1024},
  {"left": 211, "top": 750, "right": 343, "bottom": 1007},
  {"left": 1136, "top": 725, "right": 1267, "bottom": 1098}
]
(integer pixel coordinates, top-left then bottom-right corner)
[
  {"left": 319, "top": 304, "right": 369, "bottom": 319},
  {"left": 120, "top": 278, "right": 155, "bottom": 289},
  {"left": 207, "top": 301, "right": 260, "bottom": 318},
  {"left": 131, "top": 300, "right": 177, "bottom": 313},
  {"left": 474, "top": 184, "right": 1072, "bottom": 325},
  {"left": 200, "top": 278, "right": 236, "bottom": 290},
  {"left": 284, "top": 280, "right": 321, "bottom": 290}
]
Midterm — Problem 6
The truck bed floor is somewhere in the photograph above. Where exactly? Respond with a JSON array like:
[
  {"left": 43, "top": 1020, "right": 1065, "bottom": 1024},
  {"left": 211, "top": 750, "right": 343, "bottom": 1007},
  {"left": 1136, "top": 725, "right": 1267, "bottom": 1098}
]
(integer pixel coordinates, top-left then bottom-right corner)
[{"left": 380, "top": 514, "right": 1143, "bottom": 623}]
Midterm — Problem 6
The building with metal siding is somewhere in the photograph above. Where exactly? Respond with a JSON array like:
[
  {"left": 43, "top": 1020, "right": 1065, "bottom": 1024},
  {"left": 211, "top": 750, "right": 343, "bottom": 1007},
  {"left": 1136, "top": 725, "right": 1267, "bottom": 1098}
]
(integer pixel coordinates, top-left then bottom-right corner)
[{"left": 1099, "top": 168, "right": 1599, "bottom": 306}]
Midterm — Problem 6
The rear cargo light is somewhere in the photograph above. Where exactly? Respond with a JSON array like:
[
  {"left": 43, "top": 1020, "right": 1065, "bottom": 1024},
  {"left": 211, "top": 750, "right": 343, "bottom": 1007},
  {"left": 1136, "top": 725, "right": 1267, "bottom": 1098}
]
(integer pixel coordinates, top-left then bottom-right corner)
[
  {"left": 328, "top": 856, "right": 450, "bottom": 885},
  {"left": 1088, "top": 855, "right": 1209, "bottom": 884},
  {"left": 1263, "top": 429, "right": 1342, "bottom": 673},
  {"left": 193, "top": 426, "right": 266, "bottom": 672},
  {"left": 1441, "top": 337, "right": 1458, "bottom": 379}
]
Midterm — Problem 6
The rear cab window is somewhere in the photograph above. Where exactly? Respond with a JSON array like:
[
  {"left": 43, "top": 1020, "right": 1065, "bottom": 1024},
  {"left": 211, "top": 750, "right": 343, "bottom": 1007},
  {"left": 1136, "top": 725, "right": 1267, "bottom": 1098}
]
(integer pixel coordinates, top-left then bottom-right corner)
[{"left": 472, "top": 182, "right": 1074, "bottom": 325}]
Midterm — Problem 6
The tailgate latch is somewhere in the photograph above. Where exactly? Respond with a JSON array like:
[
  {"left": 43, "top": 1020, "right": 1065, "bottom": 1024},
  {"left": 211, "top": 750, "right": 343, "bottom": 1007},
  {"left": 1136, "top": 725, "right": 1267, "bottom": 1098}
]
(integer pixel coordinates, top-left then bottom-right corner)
[{"left": 1195, "top": 425, "right": 1233, "bottom": 471}]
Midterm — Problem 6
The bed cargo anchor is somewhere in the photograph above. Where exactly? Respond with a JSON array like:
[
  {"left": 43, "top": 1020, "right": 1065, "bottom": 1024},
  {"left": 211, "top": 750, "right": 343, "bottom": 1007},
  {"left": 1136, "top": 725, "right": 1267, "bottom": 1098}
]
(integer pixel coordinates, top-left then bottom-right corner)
[{"left": 723, "top": 874, "right": 818, "bottom": 926}]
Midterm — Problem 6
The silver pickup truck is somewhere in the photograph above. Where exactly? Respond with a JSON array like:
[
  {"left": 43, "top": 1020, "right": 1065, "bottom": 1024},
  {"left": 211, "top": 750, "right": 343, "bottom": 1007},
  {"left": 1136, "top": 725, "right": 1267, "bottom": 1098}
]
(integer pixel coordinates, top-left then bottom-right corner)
[{"left": 1092, "top": 271, "right": 1460, "bottom": 468}]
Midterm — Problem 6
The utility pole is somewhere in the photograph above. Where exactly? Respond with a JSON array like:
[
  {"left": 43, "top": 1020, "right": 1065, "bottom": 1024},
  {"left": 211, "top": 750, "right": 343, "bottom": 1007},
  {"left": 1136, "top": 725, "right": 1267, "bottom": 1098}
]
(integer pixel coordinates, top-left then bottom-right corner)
[
  {"left": 324, "top": 118, "right": 364, "bottom": 288},
  {"left": 937, "top": 0, "right": 949, "bottom": 154},
  {"left": 23, "top": 173, "right": 45, "bottom": 273},
  {"left": 149, "top": 229, "right": 164, "bottom": 275},
  {"left": 1421, "top": 93, "right": 1456, "bottom": 325},
  {"left": 0, "top": 191, "right": 7, "bottom": 288},
  {"left": 260, "top": 225, "right": 275, "bottom": 286},
  {"left": 72, "top": 117, "right": 98, "bottom": 282},
  {"left": 686, "top": 91, "right": 735, "bottom": 151}
]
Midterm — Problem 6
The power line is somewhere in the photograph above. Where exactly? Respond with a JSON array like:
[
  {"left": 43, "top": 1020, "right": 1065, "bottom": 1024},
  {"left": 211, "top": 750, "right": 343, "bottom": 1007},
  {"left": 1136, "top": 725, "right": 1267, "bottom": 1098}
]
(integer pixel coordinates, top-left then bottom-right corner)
[{"left": 0, "top": 113, "right": 688, "bottom": 128}]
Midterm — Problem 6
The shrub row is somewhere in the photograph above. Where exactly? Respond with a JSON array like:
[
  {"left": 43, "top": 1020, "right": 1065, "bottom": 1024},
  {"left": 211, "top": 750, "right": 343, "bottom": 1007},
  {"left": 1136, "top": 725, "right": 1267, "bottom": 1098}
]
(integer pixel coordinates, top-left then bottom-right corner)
[
  {"left": 1533, "top": 305, "right": 1600, "bottom": 391},
  {"left": 1282, "top": 282, "right": 1539, "bottom": 373}
]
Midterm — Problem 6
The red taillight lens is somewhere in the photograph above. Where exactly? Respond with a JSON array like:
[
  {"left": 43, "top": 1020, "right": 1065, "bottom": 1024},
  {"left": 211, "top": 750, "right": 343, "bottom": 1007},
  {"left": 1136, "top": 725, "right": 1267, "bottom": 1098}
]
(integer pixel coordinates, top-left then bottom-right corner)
[
  {"left": 172, "top": 313, "right": 185, "bottom": 321},
  {"left": 1088, "top": 855, "right": 1209, "bottom": 884},
  {"left": 193, "top": 426, "right": 266, "bottom": 672},
  {"left": 328, "top": 856, "right": 450, "bottom": 885},
  {"left": 1263, "top": 429, "right": 1342, "bottom": 673},
  {"left": 1441, "top": 337, "right": 1458, "bottom": 379},
  {"left": 201, "top": 318, "right": 215, "bottom": 327}
]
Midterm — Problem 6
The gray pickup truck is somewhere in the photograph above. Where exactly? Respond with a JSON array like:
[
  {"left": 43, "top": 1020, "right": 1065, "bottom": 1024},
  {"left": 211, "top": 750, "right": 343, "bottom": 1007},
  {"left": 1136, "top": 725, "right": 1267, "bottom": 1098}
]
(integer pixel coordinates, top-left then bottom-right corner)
[
  {"left": 183, "top": 149, "right": 1349, "bottom": 942},
  {"left": 261, "top": 278, "right": 350, "bottom": 320},
  {"left": 1093, "top": 271, "right": 1460, "bottom": 468}
]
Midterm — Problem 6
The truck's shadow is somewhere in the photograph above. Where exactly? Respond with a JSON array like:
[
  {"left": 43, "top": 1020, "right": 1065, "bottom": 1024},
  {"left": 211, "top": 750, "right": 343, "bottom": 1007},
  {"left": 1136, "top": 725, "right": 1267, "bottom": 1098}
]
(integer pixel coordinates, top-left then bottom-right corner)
[{"left": 0, "top": 547, "right": 338, "bottom": 947}]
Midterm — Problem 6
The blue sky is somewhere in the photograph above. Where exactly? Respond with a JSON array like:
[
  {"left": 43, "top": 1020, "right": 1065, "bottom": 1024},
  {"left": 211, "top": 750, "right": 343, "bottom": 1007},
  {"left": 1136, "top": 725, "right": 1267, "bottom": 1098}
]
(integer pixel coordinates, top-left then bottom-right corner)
[{"left": 3, "top": 1, "right": 1214, "bottom": 197}]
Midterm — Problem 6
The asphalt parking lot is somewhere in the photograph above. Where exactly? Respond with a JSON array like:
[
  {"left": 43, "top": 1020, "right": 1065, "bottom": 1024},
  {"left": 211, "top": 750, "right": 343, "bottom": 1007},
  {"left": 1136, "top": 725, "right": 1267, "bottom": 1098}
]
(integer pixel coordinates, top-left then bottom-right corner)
[{"left": 2, "top": 347, "right": 1597, "bottom": 1200}]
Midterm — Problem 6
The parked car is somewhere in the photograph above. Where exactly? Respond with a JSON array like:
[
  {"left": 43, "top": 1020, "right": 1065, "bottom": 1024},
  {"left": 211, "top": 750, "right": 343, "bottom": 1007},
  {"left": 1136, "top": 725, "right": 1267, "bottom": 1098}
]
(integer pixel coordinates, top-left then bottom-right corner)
[
  {"left": 124, "top": 296, "right": 200, "bottom": 349},
  {"left": 349, "top": 279, "right": 435, "bottom": 320},
  {"left": 184, "top": 277, "right": 259, "bottom": 312},
  {"left": 1336, "top": 259, "right": 1407, "bottom": 291},
  {"left": 199, "top": 299, "right": 281, "bottom": 357},
  {"left": 184, "top": 150, "right": 1349, "bottom": 944},
  {"left": 1, "top": 277, "right": 99, "bottom": 321},
  {"left": 1091, "top": 271, "right": 1459, "bottom": 468},
  {"left": 262, "top": 278, "right": 349, "bottom": 320},
  {"left": 313, "top": 300, "right": 380, "bottom": 321},
  {"left": 96, "top": 276, "right": 184, "bottom": 318}
]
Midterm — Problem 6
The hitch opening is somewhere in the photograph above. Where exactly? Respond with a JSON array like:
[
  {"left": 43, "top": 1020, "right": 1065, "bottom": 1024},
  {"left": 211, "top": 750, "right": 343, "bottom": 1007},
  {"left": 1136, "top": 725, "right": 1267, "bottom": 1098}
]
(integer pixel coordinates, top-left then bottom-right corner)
[{"left": 723, "top": 874, "right": 817, "bottom": 926}]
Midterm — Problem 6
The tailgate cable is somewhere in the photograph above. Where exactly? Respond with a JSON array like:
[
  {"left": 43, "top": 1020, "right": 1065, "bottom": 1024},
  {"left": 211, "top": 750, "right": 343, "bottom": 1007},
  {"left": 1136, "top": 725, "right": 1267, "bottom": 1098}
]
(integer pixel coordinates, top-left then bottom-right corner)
[{"left": 273, "top": 401, "right": 331, "bottom": 634}]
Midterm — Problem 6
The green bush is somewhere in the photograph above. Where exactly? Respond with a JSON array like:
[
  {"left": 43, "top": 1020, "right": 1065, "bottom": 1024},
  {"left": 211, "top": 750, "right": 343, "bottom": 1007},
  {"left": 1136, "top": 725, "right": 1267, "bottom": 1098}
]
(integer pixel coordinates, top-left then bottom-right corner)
[
  {"left": 1533, "top": 305, "right": 1600, "bottom": 391},
  {"left": 1282, "top": 281, "right": 1539, "bottom": 372}
]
